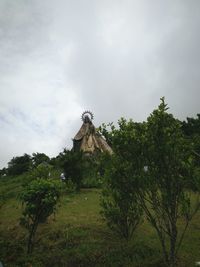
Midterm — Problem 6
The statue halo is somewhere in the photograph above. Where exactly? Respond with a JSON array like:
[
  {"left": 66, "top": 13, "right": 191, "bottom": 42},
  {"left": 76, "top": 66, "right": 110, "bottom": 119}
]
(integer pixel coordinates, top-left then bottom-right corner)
[{"left": 81, "top": 111, "right": 94, "bottom": 122}]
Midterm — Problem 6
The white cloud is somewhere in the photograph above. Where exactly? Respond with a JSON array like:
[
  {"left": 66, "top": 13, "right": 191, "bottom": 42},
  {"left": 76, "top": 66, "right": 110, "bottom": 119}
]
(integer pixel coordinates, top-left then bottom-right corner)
[{"left": 0, "top": 0, "right": 200, "bottom": 168}]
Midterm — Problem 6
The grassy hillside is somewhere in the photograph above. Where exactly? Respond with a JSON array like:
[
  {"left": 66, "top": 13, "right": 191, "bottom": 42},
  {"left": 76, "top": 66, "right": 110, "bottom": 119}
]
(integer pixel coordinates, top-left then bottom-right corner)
[{"left": 0, "top": 173, "right": 200, "bottom": 267}]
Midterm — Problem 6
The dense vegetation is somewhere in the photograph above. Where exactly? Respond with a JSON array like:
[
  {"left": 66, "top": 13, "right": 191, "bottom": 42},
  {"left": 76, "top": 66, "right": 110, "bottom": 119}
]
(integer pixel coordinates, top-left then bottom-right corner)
[{"left": 0, "top": 98, "right": 199, "bottom": 267}]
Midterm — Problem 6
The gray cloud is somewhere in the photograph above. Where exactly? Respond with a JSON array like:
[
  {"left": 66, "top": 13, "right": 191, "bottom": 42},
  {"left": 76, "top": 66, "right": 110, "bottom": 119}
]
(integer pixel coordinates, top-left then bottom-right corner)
[{"left": 0, "top": 0, "right": 200, "bottom": 168}]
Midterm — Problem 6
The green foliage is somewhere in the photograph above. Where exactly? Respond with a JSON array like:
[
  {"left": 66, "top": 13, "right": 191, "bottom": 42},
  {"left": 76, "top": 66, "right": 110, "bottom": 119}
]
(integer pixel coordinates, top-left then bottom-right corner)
[
  {"left": 100, "top": 98, "right": 200, "bottom": 266},
  {"left": 0, "top": 173, "right": 25, "bottom": 207},
  {"left": 32, "top": 152, "right": 50, "bottom": 167},
  {"left": 1, "top": 98, "right": 200, "bottom": 266},
  {"left": 100, "top": 119, "right": 144, "bottom": 240},
  {"left": 98, "top": 122, "right": 115, "bottom": 147},
  {"left": 60, "top": 149, "right": 84, "bottom": 191},
  {"left": 60, "top": 179, "right": 76, "bottom": 194},
  {"left": 0, "top": 186, "right": 200, "bottom": 267},
  {"left": 20, "top": 178, "right": 60, "bottom": 253},
  {"left": 7, "top": 154, "right": 32, "bottom": 176},
  {"left": 82, "top": 175, "right": 103, "bottom": 188},
  {"left": 101, "top": 156, "right": 143, "bottom": 240},
  {"left": 182, "top": 114, "right": 200, "bottom": 167},
  {"left": 81, "top": 155, "right": 104, "bottom": 188},
  {"left": 138, "top": 97, "right": 200, "bottom": 266},
  {"left": 30, "top": 162, "right": 52, "bottom": 179},
  {"left": 182, "top": 114, "right": 200, "bottom": 137}
]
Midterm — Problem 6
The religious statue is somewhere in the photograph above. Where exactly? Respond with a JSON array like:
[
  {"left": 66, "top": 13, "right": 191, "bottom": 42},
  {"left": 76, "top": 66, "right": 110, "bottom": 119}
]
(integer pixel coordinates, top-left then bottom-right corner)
[{"left": 73, "top": 111, "right": 113, "bottom": 155}]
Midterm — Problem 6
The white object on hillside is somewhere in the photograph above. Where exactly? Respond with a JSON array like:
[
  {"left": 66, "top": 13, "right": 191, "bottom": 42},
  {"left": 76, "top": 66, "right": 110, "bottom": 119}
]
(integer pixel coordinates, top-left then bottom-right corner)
[
  {"left": 144, "top": 166, "right": 148, "bottom": 172},
  {"left": 60, "top": 173, "right": 66, "bottom": 181}
]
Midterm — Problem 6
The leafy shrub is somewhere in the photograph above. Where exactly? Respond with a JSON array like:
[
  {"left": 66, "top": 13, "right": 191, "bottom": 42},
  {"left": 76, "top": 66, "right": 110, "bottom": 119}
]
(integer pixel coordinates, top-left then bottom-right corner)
[
  {"left": 20, "top": 178, "right": 60, "bottom": 253},
  {"left": 30, "top": 162, "right": 52, "bottom": 179},
  {"left": 101, "top": 154, "right": 143, "bottom": 240}
]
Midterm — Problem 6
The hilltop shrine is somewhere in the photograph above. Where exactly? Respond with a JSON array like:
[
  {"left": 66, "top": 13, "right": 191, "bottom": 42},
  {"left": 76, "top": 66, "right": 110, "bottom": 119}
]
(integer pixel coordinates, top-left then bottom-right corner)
[{"left": 73, "top": 111, "right": 113, "bottom": 155}]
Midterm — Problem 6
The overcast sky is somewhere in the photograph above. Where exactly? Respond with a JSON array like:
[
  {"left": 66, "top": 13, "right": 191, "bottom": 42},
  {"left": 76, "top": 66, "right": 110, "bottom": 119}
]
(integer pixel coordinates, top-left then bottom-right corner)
[{"left": 0, "top": 0, "right": 200, "bottom": 168}]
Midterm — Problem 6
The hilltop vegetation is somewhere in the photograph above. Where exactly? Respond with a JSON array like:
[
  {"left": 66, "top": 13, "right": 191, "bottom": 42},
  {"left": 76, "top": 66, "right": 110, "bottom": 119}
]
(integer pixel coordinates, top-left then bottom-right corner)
[{"left": 0, "top": 99, "right": 200, "bottom": 267}]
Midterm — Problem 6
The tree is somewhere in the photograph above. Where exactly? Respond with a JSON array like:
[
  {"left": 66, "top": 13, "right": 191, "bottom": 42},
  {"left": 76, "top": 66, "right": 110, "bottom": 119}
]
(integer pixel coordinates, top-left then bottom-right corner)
[
  {"left": 181, "top": 114, "right": 200, "bottom": 166},
  {"left": 20, "top": 179, "right": 60, "bottom": 253},
  {"left": 60, "top": 149, "right": 84, "bottom": 191},
  {"left": 30, "top": 162, "right": 52, "bottom": 180},
  {"left": 100, "top": 98, "right": 200, "bottom": 266},
  {"left": 100, "top": 119, "right": 144, "bottom": 240},
  {"left": 101, "top": 155, "right": 143, "bottom": 240},
  {"left": 7, "top": 154, "right": 32, "bottom": 176},
  {"left": 32, "top": 152, "right": 50, "bottom": 167},
  {"left": 137, "top": 98, "right": 200, "bottom": 266},
  {"left": 181, "top": 114, "right": 200, "bottom": 137}
]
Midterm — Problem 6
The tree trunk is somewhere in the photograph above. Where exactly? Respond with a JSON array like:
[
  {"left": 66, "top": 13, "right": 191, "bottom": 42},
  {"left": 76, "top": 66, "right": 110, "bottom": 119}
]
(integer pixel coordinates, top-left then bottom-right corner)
[
  {"left": 27, "top": 224, "right": 37, "bottom": 254},
  {"left": 169, "top": 224, "right": 177, "bottom": 267}
]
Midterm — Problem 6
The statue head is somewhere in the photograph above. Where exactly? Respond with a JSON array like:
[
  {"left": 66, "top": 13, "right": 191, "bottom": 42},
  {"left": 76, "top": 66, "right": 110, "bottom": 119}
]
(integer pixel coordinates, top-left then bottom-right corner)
[
  {"left": 84, "top": 115, "right": 91, "bottom": 123},
  {"left": 81, "top": 111, "right": 94, "bottom": 123}
]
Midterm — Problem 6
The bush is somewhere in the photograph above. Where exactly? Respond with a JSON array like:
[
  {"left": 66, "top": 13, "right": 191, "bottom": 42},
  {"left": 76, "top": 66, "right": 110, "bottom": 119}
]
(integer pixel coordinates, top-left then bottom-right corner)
[
  {"left": 101, "top": 154, "right": 143, "bottom": 240},
  {"left": 30, "top": 162, "right": 52, "bottom": 179},
  {"left": 20, "top": 178, "right": 60, "bottom": 253}
]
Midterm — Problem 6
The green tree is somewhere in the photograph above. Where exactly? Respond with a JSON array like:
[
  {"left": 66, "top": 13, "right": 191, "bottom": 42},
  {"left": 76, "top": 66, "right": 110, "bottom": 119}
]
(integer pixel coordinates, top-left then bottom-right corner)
[
  {"left": 182, "top": 114, "right": 200, "bottom": 137},
  {"left": 31, "top": 162, "right": 52, "bottom": 179},
  {"left": 100, "top": 98, "right": 200, "bottom": 266},
  {"left": 32, "top": 152, "right": 50, "bottom": 167},
  {"left": 100, "top": 119, "right": 144, "bottom": 240},
  {"left": 101, "top": 155, "right": 143, "bottom": 240},
  {"left": 181, "top": 114, "right": 200, "bottom": 166},
  {"left": 138, "top": 98, "right": 200, "bottom": 266},
  {"left": 7, "top": 154, "right": 32, "bottom": 176},
  {"left": 20, "top": 179, "right": 60, "bottom": 253},
  {"left": 60, "top": 149, "right": 84, "bottom": 191}
]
